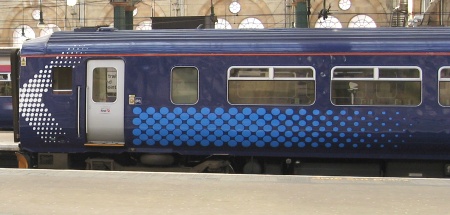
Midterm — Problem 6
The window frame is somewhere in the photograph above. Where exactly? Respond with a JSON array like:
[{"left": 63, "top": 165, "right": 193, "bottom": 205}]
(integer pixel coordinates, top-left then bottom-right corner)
[
  {"left": 227, "top": 66, "right": 316, "bottom": 106},
  {"left": 330, "top": 66, "right": 422, "bottom": 106},
  {"left": 91, "top": 67, "right": 118, "bottom": 103},
  {"left": 438, "top": 67, "right": 450, "bottom": 107},
  {"left": 52, "top": 67, "right": 73, "bottom": 95},
  {"left": 0, "top": 73, "right": 11, "bottom": 97},
  {"left": 170, "top": 66, "right": 199, "bottom": 105}
]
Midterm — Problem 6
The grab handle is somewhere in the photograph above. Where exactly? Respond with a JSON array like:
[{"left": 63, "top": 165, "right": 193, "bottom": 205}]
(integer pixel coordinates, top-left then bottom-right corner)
[{"left": 77, "top": 86, "right": 81, "bottom": 138}]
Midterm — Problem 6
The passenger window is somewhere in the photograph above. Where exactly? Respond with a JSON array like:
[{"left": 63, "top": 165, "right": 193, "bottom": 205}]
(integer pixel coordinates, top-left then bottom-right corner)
[
  {"left": 171, "top": 67, "right": 199, "bottom": 104},
  {"left": 228, "top": 67, "right": 315, "bottom": 105},
  {"left": 0, "top": 73, "right": 11, "bottom": 96},
  {"left": 92, "top": 67, "right": 117, "bottom": 102},
  {"left": 331, "top": 67, "right": 421, "bottom": 106},
  {"left": 333, "top": 68, "right": 373, "bottom": 78},
  {"left": 52, "top": 67, "right": 72, "bottom": 95},
  {"left": 439, "top": 68, "right": 450, "bottom": 106},
  {"left": 230, "top": 68, "right": 269, "bottom": 78}
]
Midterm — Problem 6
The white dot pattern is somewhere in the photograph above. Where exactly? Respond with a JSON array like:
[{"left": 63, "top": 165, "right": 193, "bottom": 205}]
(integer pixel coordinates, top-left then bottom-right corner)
[{"left": 19, "top": 45, "right": 86, "bottom": 143}]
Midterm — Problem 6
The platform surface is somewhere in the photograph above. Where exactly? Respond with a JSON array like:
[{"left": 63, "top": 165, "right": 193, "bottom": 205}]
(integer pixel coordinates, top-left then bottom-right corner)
[
  {"left": 0, "top": 169, "right": 449, "bottom": 215},
  {"left": 0, "top": 131, "right": 18, "bottom": 151}
]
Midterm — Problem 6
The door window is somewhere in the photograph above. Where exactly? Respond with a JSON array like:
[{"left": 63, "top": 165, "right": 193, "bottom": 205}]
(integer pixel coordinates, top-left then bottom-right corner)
[{"left": 92, "top": 67, "right": 117, "bottom": 102}]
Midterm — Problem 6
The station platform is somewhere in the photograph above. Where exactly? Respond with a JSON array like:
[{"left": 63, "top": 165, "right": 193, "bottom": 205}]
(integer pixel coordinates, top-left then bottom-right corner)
[
  {"left": 0, "top": 169, "right": 449, "bottom": 214},
  {"left": 0, "top": 131, "right": 18, "bottom": 151}
]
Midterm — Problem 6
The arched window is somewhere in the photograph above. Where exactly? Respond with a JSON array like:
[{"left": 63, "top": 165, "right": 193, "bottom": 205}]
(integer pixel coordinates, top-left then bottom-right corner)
[
  {"left": 215, "top": 18, "right": 232, "bottom": 29},
  {"left": 314, "top": 16, "right": 342, "bottom": 28},
  {"left": 40, "top": 24, "right": 61, "bottom": 37},
  {"left": 238, "top": 17, "right": 264, "bottom": 29},
  {"left": 13, "top": 25, "right": 35, "bottom": 47},
  {"left": 348, "top": 15, "right": 377, "bottom": 28},
  {"left": 136, "top": 20, "right": 152, "bottom": 30}
]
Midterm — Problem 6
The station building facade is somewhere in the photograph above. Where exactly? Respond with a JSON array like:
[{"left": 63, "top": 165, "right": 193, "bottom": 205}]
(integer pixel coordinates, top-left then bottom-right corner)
[{"left": 0, "top": 0, "right": 448, "bottom": 47}]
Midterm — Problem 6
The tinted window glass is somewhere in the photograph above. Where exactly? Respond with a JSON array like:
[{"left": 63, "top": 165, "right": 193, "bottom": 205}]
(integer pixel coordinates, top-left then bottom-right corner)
[
  {"left": 171, "top": 67, "right": 199, "bottom": 104},
  {"left": 52, "top": 67, "right": 72, "bottom": 95},
  {"left": 92, "top": 67, "right": 117, "bottom": 102}
]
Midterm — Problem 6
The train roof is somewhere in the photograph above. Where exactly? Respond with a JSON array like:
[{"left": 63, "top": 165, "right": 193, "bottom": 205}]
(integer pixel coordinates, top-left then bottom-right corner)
[{"left": 20, "top": 28, "right": 450, "bottom": 56}]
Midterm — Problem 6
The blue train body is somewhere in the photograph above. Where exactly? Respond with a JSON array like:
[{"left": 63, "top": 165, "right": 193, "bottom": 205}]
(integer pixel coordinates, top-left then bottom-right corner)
[{"left": 14, "top": 28, "right": 450, "bottom": 174}]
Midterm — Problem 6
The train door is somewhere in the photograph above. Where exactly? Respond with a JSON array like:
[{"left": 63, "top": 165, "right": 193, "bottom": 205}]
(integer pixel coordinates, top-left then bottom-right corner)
[{"left": 86, "top": 60, "right": 124, "bottom": 144}]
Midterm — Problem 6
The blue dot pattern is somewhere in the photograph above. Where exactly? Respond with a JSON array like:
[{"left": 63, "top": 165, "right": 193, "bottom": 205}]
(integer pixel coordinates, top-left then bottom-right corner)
[{"left": 132, "top": 107, "right": 409, "bottom": 149}]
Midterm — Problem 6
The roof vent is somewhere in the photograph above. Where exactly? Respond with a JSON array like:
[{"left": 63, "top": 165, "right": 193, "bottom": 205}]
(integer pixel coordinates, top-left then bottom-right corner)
[{"left": 97, "top": 27, "right": 118, "bottom": 32}]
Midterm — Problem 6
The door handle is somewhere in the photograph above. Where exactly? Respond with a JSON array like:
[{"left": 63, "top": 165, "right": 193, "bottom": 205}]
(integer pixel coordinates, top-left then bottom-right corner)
[
  {"left": 77, "top": 86, "right": 81, "bottom": 138},
  {"left": 85, "top": 86, "right": 88, "bottom": 134}
]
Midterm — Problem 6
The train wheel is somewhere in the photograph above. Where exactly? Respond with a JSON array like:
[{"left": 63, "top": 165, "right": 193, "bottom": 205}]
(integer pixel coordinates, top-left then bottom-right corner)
[{"left": 243, "top": 160, "right": 262, "bottom": 174}]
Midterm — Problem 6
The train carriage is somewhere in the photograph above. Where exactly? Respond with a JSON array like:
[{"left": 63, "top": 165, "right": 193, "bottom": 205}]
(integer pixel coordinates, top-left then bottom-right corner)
[
  {"left": 11, "top": 28, "right": 450, "bottom": 176},
  {"left": 0, "top": 48, "right": 15, "bottom": 130}
]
